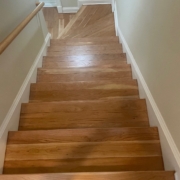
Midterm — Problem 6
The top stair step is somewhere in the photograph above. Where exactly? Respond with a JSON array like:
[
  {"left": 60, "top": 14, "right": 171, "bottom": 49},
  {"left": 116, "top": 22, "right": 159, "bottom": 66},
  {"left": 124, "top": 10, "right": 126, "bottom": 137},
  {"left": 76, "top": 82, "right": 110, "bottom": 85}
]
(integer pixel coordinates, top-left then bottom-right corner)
[
  {"left": 58, "top": 5, "right": 112, "bottom": 39},
  {"left": 61, "top": 13, "right": 115, "bottom": 39}
]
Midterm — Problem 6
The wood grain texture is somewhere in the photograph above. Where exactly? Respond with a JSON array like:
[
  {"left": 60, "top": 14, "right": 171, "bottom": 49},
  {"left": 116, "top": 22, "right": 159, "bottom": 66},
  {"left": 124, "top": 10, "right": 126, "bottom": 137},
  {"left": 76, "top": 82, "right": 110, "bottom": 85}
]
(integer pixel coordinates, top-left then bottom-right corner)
[
  {"left": 8, "top": 127, "right": 159, "bottom": 144},
  {"left": 43, "top": 7, "right": 75, "bottom": 39},
  {"left": 47, "top": 46, "right": 122, "bottom": 56},
  {"left": 3, "top": 157, "right": 164, "bottom": 174},
  {"left": 30, "top": 80, "right": 139, "bottom": 102},
  {"left": 58, "top": 6, "right": 87, "bottom": 38},
  {"left": 21, "top": 99, "right": 148, "bottom": 113},
  {"left": 0, "top": 172, "right": 175, "bottom": 180},
  {"left": 47, "top": 44, "right": 122, "bottom": 52},
  {"left": 20, "top": 100, "right": 149, "bottom": 130},
  {"left": 42, "top": 60, "right": 127, "bottom": 68},
  {"left": 19, "top": 113, "right": 149, "bottom": 130},
  {"left": 50, "top": 37, "right": 119, "bottom": 46},
  {"left": 37, "top": 67, "right": 132, "bottom": 82},
  {"left": 61, "top": 13, "right": 115, "bottom": 39},
  {"left": 43, "top": 53, "right": 127, "bottom": 61},
  {"left": 5, "top": 141, "right": 162, "bottom": 161},
  {"left": 59, "top": 5, "right": 113, "bottom": 39}
]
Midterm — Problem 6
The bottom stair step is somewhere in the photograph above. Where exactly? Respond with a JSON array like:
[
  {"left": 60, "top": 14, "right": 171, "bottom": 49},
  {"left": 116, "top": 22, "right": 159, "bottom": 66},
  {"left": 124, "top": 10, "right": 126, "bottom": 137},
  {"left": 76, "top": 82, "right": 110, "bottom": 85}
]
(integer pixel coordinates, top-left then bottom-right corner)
[{"left": 0, "top": 171, "right": 175, "bottom": 180}]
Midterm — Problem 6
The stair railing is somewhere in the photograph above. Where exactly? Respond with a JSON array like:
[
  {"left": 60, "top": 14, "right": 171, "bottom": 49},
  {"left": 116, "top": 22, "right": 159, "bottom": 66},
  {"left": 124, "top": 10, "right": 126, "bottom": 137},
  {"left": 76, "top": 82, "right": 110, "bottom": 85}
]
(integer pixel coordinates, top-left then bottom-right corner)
[{"left": 0, "top": 2, "right": 44, "bottom": 55}]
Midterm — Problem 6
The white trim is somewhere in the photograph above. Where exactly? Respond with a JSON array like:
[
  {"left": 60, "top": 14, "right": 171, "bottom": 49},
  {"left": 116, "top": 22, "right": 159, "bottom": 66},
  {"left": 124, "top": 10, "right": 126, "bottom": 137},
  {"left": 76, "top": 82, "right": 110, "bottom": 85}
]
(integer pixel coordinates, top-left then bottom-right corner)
[
  {"left": 57, "top": 6, "right": 63, "bottom": 13},
  {"left": 43, "top": 2, "right": 57, "bottom": 7},
  {"left": 0, "top": 32, "right": 51, "bottom": 139},
  {"left": 111, "top": 0, "right": 115, "bottom": 12},
  {"left": 113, "top": 1, "right": 118, "bottom": 36},
  {"left": 56, "top": 0, "right": 63, "bottom": 13},
  {"left": 78, "top": 0, "right": 112, "bottom": 7},
  {"left": 63, "top": 7, "right": 79, "bottom": 13},
  {"left": 114, "top": 3, "right": 179, "bottom": 179}
]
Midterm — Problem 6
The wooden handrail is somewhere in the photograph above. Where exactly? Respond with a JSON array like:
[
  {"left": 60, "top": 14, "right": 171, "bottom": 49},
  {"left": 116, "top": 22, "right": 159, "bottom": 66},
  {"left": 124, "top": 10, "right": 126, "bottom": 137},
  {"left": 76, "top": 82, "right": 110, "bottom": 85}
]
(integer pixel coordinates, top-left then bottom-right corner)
[{"left": 0, "top": 2, "right": 44, "bottom": 55}]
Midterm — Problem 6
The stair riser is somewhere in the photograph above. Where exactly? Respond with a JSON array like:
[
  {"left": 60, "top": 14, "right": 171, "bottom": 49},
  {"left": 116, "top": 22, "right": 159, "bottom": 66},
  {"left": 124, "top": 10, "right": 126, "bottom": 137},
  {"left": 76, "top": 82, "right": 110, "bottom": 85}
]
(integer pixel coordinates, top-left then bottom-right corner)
[
  {"left": 43, "top": 60, "right": 127, "bottom": 68},
  {"left": 8, "top": 128, "right": 159, "bottom": 144},
  {"left": 43, "top": 54, "right": 127, "bottom": 62},
  {"left": 48, "top": 44, "right": 122, "bottom": 51},
  {"left": 30, "top": 80, "right": 138, "bottom": 91},
  {"left": 4, "top": 157, "right": 164, "bottom": 174},
  {"left": 30, "top": 90, "right": 139, "bottom": 102},
  {"left": 5, "top": 142, "right": 162, "bottom": 161},
  {"left": 37, "top": 72, "right": 132, "bottom": 82},
  {"left": 47, "top": 49, "right": 122, "bottom": 56},
  {"left": 21, "top": 99, "right": 148, "bottom": 113},
  {"left": 19, "top": 118, "right": 149, "bottom": 131}
]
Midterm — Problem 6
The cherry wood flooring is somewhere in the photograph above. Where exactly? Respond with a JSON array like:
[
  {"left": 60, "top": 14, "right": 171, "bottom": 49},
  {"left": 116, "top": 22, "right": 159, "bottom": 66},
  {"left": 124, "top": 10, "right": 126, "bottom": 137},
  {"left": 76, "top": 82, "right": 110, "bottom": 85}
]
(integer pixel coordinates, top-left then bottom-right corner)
[{"left": 1, "top": 4, "right": 175, "bottom": 180}]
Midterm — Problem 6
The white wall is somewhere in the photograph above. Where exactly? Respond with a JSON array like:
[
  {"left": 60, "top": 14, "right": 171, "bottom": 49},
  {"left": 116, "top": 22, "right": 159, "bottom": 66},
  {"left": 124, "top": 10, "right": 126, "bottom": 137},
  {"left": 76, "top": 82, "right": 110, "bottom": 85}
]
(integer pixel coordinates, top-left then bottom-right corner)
[
  {"left": 116, "top": 0, "right": 180, "bottom": 152},
  {"left": 61, "top": 0, "right": 78, "bottom": 7},
  {"left": 0, "top": 0, "right": 49, "bottom": 173},
  {"left": 115, "top": 0, "right": 180, "bottom": 177}
]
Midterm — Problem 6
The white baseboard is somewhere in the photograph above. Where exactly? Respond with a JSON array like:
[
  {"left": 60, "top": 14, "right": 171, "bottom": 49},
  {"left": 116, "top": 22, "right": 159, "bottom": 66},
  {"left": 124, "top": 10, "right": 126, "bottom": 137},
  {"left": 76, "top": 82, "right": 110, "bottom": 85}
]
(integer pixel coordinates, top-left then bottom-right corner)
[
  {"left": 43, "top": 2, "right": 57, "bottom": 7},
  {"left": 63, "top": 7, "right": 79, "bottom": 13},
  {"left": 0, "top": 33, "right": 51, "bottom": 173},
  {"left": 114, "top": 5, "right": 179, "bottom": 179},
  {"left": 78, "top": 0, "right": 112, "bottom": 7}
]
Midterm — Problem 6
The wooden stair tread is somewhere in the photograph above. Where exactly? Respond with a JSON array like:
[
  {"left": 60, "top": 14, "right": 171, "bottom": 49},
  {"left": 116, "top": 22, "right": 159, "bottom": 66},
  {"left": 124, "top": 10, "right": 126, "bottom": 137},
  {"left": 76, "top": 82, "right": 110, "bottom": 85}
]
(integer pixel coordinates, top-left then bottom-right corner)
[
  {"left": 47, "top": 44, "right": 122, "bottom": 52},
  {"left": 21, "top": 99, "right": 148, "bottom": 113},
  {"left": 5, "top": 141, "right": 162, "bottom": 161},
  {"left": 3, "top": 157, "right": 164, "bottom": 174},
  {"left": 31, "top": 80, "right": 138, "bottom": 90},
  {"left": 47, "top": 45, "right": 122, "bottom": 56},
  {"left": 59, "top": 5, "right": 112, "bottom": 39},
  {"left": 30, "top": 80, "right": 139, "bottom": 101},
  {"left": 37, "top": 67, "right": 132, "bottom": 82},
  {"left": 85, "top": 5, "right": 112, "bottom": 27},
  {"left": 75, "top": 6, "right": 99, "bottom": 30},
  {"left": 51, "top": 37, "right": 119, "bottom": 46},
  {"left": 43, "top": 53, "right": 127, "bottom": 62},
  {"left": 62, "top": 13, "right": 115, "bottom": 39},
  {"left": 38, "top": 66, "right": 131, "bottom": 73},
  {"left": 58, "top": 5, "right": 87, "bottom": 38},
  {"left": 63, "top": 6, "right": 96, "bottom": 31},
  {"left": 8, "top": 127, "right": 159, "bottom": 144},
  {"left": 19, "top": 98, "right": 149, "bottom": 130},
  {"left": 42, "top": 8, "right": 75, "bottom": 39},
  {"left": 42, "top": 60, "right": 127, "bottom": 68},
  {"left": 19, "top": 119, "right": 149, "bottom": 131}
]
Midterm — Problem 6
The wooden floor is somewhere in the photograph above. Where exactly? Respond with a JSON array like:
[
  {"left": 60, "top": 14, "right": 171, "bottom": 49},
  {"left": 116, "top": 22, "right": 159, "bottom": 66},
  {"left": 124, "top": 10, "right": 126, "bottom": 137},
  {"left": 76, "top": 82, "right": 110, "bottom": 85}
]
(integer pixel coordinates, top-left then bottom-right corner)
[
  {"left": 1, "top": 5, "right": 175, "bottom": 180},
  {"left": 43, "top": 7, "right": 75, "bottom": 39}
]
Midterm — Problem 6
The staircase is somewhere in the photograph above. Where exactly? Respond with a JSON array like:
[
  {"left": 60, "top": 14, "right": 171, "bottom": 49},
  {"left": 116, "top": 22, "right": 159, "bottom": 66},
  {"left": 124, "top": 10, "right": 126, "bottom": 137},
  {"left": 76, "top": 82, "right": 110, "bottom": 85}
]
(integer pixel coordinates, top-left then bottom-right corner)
[{"left": 1, "top": 5, "right": 175, "bottom": 179}]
